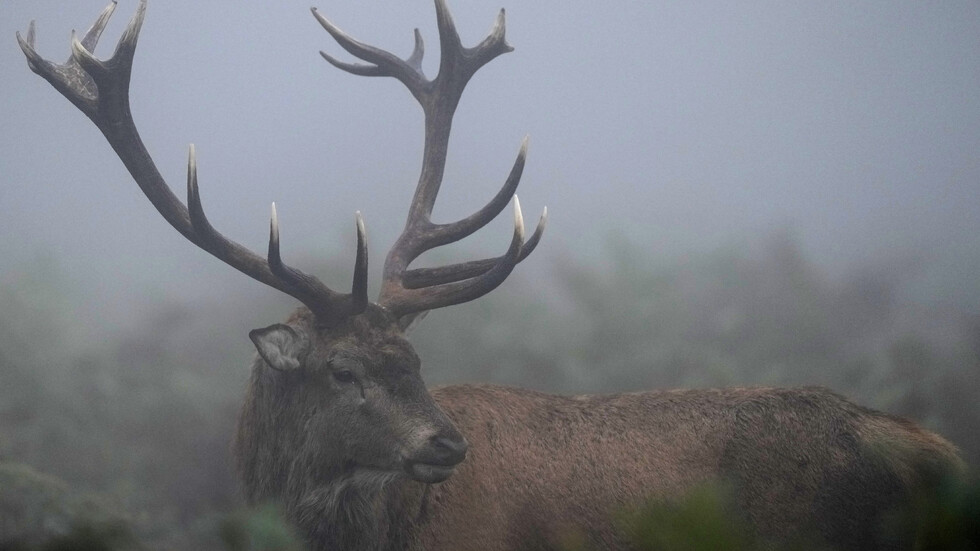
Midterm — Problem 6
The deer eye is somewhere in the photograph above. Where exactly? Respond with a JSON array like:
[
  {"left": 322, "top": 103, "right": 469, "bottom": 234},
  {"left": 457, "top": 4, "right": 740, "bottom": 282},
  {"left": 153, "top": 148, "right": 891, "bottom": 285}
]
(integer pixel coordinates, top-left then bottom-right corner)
[{"left": 333, "top": 370, "right": 355, "bottom": 384}]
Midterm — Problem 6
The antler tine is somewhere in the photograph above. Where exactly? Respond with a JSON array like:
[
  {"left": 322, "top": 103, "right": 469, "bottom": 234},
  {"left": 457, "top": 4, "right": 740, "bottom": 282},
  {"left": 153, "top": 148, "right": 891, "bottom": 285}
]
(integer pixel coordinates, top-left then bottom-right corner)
[
  {"left": 22, "top": 2, "right": 366, "bottom": 323},
  {"left": 423, "top": 136, "right": 528, "bottom": 249},
  {"left": 70, "top": 30, "right": 111, "bottom": 84},
  {"left": 81, "top": 0, "right": 117, "bottom": 52},
  {"left": 312, "top": 8, "right": 426, "bottom": 94},
  {"left": 110, "top": 0, "right": 146, "bottom": 68},
  {"left": 402, "top": 206, "right": 547, "bottom": 289},
  {"left": 16, "top": 21, "right": 47, "bottom": 85},
  {"left": 433, "top": 0, "right": 513, "bottom": 85},
  {"left": 432, "top": 0, "right": 464, "bottom": 61},
  {"left": 351, "top": 212, "right": 370, "bottom": 314},
  {"left": 407, "top": 29, "right": 425, "bottom": 73},
  {"left": 24, "top": 20, "right": 36, "bottom": 48},
  {"left": 68, "top": 0, "right": 144, "bottom": 101},
  {"left": 267, "top": 203, "right": 366, "bottom": 321},
  {"left": 17, "top": 0, "right": 116, "bottom": 71},
  {"left": 382, "top": 197, "right": 527, "bottom": 317}
]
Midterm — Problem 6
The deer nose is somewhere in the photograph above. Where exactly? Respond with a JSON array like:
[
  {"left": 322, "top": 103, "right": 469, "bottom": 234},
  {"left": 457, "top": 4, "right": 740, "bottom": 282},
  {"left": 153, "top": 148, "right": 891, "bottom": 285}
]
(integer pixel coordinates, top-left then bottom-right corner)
[{"left": 429, "top": 434, "right": 468, "bottom": 465}]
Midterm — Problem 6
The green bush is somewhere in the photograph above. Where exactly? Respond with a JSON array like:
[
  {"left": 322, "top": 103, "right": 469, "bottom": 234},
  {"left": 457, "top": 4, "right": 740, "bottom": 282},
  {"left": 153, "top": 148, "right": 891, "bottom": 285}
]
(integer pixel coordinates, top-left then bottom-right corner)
[{"left": 0, "top": 462, "right": 134, "bottom": 550}]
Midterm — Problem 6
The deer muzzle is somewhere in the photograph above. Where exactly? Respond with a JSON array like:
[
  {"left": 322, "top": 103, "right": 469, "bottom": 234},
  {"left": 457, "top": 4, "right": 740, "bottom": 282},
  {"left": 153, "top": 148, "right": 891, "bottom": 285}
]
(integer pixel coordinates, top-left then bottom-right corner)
[{"left": 404, "top": 433, "right": 469, "bottom": 483}]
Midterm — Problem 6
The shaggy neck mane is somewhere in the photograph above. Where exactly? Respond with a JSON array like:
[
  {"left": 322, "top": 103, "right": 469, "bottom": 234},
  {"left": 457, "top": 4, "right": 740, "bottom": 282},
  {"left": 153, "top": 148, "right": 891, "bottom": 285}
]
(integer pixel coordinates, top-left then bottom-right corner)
[
  {"left": 296, "top": 470, "right": 423, "bottom": 551},
  {"left": 235, "top": 352, "right": 426, "bottom": 551}
]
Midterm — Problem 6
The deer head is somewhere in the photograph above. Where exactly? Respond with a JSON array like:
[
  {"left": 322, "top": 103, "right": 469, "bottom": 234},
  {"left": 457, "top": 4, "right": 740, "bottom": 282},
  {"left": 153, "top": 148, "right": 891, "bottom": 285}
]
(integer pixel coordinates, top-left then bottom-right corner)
[{"left": 18, "top": 0, "right": 546, "bottom": 489}]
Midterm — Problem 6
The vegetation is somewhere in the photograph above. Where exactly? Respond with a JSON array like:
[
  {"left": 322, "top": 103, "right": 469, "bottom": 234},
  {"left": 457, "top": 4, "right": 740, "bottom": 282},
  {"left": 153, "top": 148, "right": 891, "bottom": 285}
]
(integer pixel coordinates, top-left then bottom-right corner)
[
  {"left": 615, "top": 473, "right": 980, "bottom": 550},
  {"left": 0, "top": 461, "right": 135, "bottom": 550},
  {"left": 1, "top": 232, "right": 977, "bottom": 548}
]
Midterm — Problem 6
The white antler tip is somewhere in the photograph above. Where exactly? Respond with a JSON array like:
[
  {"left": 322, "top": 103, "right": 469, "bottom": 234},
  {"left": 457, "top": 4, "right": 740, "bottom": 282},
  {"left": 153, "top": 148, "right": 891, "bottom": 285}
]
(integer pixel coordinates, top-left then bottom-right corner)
[
  {"left": 69, "top": 29, "right": 97, "bottom": 63},
  {"left": 493, "top": 7, "right": 508, "bottom": 31},
  {"left": 269, "top": 204, "right": 282, "bottom": 244},
  {"left": 186, "top": 144, "right": 198, "bottom": 190},
  {"left": 513, "top": 195, "right": 525, "bottom": 236}
]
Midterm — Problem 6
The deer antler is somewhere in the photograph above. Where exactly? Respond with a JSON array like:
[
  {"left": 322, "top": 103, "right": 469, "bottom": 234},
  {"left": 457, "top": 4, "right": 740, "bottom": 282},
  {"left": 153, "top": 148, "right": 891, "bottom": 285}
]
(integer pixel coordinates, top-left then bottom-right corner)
[
  {"left": 314, "top": 0, "right": 547, "bottom": 319},
  {"left": 18, "top": 0, "right": 367, "bottom": 323}
]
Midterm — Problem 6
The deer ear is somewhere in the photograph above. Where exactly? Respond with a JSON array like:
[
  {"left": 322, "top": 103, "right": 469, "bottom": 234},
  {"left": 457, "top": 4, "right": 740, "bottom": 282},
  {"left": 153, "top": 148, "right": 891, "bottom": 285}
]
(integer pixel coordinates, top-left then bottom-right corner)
[{"left": 249, "top": 324, "right": 310, "bottom": 371}]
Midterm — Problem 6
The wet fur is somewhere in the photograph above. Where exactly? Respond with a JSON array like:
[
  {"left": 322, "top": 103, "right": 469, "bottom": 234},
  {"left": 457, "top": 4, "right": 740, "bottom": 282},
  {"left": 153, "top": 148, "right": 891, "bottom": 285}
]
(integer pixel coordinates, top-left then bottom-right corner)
[
  {"left": 422, "top": 385, "right": 963, "bottom": 550},
  {"left": 296, "top": 470, "right": 416, "bottom": 551},
  {"left": 235, "top": 310, "right": 963, "bottom": 551},
  {"left": 238, "top": 353, "right": 426, "bottom": 551}
]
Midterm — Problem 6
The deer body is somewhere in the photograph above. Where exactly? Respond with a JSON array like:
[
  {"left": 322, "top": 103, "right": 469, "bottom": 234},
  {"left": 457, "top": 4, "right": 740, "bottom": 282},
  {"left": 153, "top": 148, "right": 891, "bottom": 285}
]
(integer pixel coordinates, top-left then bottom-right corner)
[
  {"left": 427, "top": 385, "right": 960, "bottom": 550},
  {"left": 20, "top": 2, "right": 963, "bottom": 551},
  {"left": 238, "top": 358, "right": 961, "bottom": 551}
]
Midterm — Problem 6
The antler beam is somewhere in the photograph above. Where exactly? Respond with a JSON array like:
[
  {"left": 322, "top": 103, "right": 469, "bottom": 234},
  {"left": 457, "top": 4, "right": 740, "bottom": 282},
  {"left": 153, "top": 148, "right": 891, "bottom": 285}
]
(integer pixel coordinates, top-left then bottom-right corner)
[
  {"left": 19, "top": 1, "right": 367, "bottom": 323},
  {"left": 315, "top": 0, "right": 546, "bottom": 319}
]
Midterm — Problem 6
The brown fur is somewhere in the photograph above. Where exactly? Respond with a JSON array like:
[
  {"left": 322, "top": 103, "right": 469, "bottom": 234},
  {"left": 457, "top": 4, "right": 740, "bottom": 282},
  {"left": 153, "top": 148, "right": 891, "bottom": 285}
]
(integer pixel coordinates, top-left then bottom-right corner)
[
  {"left": 421, "top": 385, "right": 962, "bottom": 550},
  {"left": 234, "top": 308, "right": 963, "bottom": 551}
]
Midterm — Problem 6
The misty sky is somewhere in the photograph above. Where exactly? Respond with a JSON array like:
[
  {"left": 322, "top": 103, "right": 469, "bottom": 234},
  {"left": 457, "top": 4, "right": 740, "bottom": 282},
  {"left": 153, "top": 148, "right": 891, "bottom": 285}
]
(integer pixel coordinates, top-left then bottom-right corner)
[{"left": 1, "top": 0, "right": 978, "bottom": 326}]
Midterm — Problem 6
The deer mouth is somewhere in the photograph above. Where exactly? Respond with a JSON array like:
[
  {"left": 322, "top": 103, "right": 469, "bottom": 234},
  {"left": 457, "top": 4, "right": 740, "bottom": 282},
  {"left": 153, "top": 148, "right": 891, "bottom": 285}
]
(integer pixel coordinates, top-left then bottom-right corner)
[{"left": 404, "top": 460, "right": 457, "bottom": 483}]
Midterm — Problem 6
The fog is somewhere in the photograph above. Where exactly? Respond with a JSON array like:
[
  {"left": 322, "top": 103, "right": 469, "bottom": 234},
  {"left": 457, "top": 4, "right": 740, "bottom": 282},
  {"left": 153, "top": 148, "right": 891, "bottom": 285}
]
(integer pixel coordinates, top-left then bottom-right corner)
[
  {"left": 2, "top": 0, "right": 978, "bottom": 324},
  {"left": 1, "top": 0, "right": 979, "bottom": 547}
]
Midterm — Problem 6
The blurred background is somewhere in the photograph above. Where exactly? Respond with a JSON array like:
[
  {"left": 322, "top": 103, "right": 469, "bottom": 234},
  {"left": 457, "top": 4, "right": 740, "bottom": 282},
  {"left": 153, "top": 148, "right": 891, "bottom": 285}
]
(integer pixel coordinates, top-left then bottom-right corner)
[{"left": 1, "top": 0, "right": 978, "bottom": 548}]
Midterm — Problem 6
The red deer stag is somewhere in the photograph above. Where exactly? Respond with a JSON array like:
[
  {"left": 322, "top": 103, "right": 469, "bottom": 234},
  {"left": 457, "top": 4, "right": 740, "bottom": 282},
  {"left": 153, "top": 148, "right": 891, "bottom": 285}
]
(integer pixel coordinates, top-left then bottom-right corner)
[{"left": 19, "top": 1, "right": 963, "bottom": 550}]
